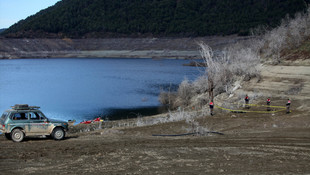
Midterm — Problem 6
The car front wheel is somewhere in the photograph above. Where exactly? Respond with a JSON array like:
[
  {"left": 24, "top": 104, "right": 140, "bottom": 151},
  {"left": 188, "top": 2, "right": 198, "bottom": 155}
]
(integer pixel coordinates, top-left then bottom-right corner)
[
  {"left": 11, "top": 129, "right": 24, "bottom": 142},
  {"left": 52, "top": 127, "right": 65, "bottom": 140}
]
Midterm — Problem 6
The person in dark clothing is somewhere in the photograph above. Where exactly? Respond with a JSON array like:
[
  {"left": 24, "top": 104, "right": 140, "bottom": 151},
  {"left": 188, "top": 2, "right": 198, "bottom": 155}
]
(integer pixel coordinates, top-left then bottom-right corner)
[
  {"left": 267, "top": 98, "right": 271, "bottom": 111},
  {"left": 286, "top": 99, "right": 291, "bottom": 114},
  {"left": 245, "top": 94, "right": 250, "bottom": 109},
  {"left": 209, "top": 100, "right": 214, "bottom": 116}
]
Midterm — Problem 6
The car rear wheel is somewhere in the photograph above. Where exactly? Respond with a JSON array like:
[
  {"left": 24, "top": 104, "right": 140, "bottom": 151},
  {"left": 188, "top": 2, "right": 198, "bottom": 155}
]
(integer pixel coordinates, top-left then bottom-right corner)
[
  {"left": 52, "top": 127, "right": 65, "bottom": 140},
  {"left": 11, "top": 129, "right": 24, "bottom": 142}
]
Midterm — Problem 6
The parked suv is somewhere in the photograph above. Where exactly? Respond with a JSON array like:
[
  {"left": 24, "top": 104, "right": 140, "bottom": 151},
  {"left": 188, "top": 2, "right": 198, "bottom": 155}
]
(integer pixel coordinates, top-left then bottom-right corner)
[{"left": 0, "top": 104, "right": 68, "bottom": 142}]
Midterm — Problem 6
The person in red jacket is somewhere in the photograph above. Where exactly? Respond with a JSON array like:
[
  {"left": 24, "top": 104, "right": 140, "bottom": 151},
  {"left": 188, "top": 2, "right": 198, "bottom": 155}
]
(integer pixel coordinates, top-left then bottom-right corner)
[
  {"left": 245, "top": 94, "right": 250, "bottom": 109},
  {"left": 209, "top": 100, "right": 214, "bottom": 116},
  {"left": 286, "top": 99, "right": 291, "bottom": 114},
  {"left": 266, "top": 98, "right": 271, "bottom": 111}
]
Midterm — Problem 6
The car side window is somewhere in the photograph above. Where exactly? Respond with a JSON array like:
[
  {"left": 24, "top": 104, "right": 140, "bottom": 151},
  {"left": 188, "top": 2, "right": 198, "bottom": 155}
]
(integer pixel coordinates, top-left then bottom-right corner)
[
  {"left": 12, "top": 113, "right": 28, "bottom": 120},
  {"left": 29, "top": 112, "right": 46, "bottom": 120},
  {"left": 29, "top": 112, "right": 41, "bottom": 120},
  {"left": 37, "top": 112, "right": 46, "bottom": 120}
]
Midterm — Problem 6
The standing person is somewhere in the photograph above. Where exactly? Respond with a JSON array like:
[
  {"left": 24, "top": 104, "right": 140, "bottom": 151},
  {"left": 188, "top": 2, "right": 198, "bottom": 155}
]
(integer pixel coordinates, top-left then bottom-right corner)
[
  {"left": 245, "top": 94, "right": 250, "bottom": 109},
  {"left": 209, "top": 100, "right": 214, "bottom": 116},
  {"left": 286, "top": 99, "right": 291, "bottom": 114},
  {"left": 266, "top": 98, "right": 271, "bottom": 111}
]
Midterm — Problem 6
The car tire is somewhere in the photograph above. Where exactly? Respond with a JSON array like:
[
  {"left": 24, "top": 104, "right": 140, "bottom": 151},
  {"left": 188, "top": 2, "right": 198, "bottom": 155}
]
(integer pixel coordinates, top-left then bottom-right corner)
[
  {"left": 5, "top": 133, "right": 12, "bottom": 140},
  {"left": 11, "top": 129, "right": 24, "bottom": 142},
  {"left": 52, "top": 127, "right": 65, "bottom": 140}
]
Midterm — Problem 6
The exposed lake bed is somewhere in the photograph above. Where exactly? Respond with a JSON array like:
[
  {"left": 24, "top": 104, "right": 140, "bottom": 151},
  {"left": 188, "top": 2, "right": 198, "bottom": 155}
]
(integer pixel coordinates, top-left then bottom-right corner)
[{"left": 0, "top": 36, "right": 252, "bottom": 59}]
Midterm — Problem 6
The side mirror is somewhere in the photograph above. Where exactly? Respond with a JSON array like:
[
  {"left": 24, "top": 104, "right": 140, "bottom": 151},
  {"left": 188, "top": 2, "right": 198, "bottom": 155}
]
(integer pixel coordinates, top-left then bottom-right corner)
[{"left": 44, "top": 118, "right": 49, "bottom": 123}]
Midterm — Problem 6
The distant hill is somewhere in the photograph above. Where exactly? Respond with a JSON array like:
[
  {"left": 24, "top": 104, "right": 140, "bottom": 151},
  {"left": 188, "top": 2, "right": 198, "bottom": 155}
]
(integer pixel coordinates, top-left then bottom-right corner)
[{"left": 2, "top": 0, "right": 310, "bottom": 38}]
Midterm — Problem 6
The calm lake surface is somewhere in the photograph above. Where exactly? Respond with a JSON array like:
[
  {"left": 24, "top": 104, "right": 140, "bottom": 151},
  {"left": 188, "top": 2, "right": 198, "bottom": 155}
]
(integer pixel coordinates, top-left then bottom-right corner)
[{"left": 0, "top": 58, "right": 201, "bottom": 122}]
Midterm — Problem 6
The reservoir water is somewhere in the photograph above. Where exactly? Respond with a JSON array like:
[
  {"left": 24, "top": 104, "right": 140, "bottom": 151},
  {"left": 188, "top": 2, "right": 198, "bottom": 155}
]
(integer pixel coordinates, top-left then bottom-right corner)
[{"left": 0, "top": 58, "right": 201, "bottom": 122}]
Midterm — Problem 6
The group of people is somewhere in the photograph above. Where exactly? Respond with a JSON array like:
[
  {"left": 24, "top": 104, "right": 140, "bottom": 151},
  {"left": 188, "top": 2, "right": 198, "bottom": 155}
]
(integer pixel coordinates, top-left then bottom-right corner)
[
  {"left": 256, "top": 96, "right": 291, "bottom": 114},
  {"left": 208, "top": 95, "right": 291, "bottom": 115}
]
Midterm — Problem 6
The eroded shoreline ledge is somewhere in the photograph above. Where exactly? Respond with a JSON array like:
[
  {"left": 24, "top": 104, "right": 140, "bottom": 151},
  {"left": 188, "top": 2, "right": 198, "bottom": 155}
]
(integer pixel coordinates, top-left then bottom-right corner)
[{"left": 0, "top": 36, "right": 252, "bottom": 59}]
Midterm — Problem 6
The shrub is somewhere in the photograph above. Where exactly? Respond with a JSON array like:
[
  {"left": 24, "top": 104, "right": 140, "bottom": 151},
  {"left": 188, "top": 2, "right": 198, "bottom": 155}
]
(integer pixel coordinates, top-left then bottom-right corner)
[
  {"left": 260, "top": 7, "right": 310, "bottom": 63},
  {"left": 192, "top": 75, "right": 208, "bottom": 94},
  {"left": 175, "top": 79, "right": 194, "bottom": 107},
  {"left": 158, "top": 91, "right": 176, "bottom": 106}
]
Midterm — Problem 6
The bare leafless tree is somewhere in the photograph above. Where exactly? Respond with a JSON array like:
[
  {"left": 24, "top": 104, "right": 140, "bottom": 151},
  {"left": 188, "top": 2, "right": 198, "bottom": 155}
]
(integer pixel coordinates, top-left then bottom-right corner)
[
  {"left": 198, "top": 39, "right": 261, "bottom": 101},
  {"left": 198, "top": 42, "right": 216, "bottom": 100}
]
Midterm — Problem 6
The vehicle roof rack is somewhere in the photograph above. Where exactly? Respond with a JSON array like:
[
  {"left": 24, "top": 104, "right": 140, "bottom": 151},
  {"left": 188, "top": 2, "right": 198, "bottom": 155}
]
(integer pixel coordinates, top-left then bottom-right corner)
[{"left": 11, "top": 104, "right": 40, "bottom": 110}]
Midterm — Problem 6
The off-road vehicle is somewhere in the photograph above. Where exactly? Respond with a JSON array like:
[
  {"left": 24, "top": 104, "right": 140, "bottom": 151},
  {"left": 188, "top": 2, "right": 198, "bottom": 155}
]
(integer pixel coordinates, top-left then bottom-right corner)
[{"left": 0, "top": 104, "right": 69, "bottom": 142}]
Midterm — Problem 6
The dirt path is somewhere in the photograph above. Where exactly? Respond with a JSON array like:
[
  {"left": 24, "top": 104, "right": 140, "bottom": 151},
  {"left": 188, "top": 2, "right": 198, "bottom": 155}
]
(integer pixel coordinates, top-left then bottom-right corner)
[{"left": 1, "top": 64, "right": 310, "bottom": 174}]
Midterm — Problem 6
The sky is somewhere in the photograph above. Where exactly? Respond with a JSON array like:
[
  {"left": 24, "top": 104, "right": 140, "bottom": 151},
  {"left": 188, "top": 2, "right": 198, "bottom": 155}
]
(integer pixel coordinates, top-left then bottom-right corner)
[{"left": 0, "top": 0, "right": 61, "bottom": 29}]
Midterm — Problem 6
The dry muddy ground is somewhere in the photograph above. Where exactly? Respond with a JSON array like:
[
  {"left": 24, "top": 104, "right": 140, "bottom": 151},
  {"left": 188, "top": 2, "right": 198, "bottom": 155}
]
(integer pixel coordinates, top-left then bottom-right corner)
[
  {"left": 1, "top": 65, "right": 310, "bottom": 174},
  {"left": 0, "top": 111, "right": 310, "bottom": 175}
]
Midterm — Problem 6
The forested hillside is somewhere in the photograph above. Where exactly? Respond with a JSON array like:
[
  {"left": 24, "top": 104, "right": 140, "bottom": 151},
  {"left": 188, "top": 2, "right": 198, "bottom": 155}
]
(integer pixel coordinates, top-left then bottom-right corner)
[{"left": 2, "top": 0, "right": 310, "bottom": 38}]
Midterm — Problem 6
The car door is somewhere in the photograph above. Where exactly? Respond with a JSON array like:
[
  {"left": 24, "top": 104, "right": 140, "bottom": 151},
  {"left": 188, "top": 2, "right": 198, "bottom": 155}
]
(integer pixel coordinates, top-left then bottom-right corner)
[
  {"left": 28, "top": 112, "right": 50, "bottom": 135},
  {"left": 9, "top": 112, "right": 29, "bottom": 132}
]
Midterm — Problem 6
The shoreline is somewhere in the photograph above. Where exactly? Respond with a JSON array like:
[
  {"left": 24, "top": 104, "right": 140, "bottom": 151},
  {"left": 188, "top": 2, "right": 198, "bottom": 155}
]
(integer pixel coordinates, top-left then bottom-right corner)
[
  {"left": 0, "top": 36, "right": 252, "bottom": 59},
  {"left": 1, "top": 50, "right": 201, "bottom": 60}
]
